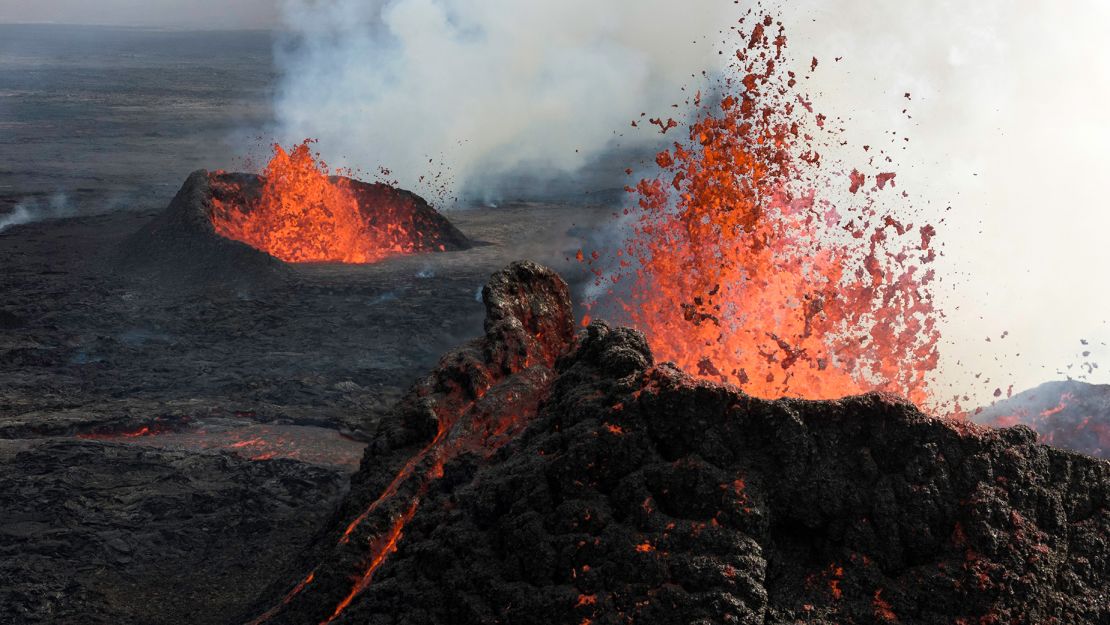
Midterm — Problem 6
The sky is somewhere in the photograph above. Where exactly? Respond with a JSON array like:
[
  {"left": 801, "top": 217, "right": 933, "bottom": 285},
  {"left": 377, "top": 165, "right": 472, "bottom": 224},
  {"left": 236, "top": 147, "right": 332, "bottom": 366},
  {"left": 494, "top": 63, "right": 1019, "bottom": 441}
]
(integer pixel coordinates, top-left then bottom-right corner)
[{"left": 0, "top": 0, "right": 277, "bottom": 29}]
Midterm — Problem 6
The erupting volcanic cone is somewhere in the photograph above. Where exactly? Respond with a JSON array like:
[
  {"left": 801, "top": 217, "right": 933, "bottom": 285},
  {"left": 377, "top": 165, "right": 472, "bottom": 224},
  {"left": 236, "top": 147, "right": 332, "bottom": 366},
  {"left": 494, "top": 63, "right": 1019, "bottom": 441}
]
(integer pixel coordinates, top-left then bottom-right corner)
[
  {"left": 244, "top": 262, "right": 1109, "bottom": 625},
  {"left": 208, "top": 140, "right": 470, "bottom": 264},
  {"left": 583, "top": 11, "right": 939, "bottom": 406},
  {"left": 118, "top": 148, "right": 469, "bottom": 288}
]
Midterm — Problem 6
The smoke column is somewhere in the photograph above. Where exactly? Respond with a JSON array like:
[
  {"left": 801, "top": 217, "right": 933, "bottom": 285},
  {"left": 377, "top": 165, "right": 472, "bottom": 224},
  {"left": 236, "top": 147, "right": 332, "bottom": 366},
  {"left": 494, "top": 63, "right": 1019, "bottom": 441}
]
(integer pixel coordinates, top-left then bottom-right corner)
[
  {"left": 0, "top": 193, "right": 73, "bottom": 233},
  {"left": 273, "top": 0, "right": 1110, "bottom": 405},
  {"left": 272, "top": 0, "right": 733, "bottom": 197}
]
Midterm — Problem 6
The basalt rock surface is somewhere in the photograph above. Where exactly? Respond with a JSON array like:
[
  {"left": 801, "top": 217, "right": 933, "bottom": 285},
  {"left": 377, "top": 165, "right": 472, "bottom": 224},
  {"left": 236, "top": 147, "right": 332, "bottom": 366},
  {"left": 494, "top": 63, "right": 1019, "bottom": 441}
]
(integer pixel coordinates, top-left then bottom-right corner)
[
  {"left": 0, "top": 438, "right": 347, "bottom": 625},
  {"left": 248, "top": 262, "right": 1109, "bottom": 625}
]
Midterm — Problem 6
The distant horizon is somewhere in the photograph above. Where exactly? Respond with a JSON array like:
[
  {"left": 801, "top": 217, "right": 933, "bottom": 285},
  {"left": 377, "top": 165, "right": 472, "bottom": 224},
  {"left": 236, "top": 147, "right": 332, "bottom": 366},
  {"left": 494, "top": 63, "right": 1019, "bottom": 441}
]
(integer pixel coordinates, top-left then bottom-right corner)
[
  {"left": 0, "top": 0, "right": 278, "bottom": 30},
  {"left": 0, "top": 20, "right": 274, "bottom": 32}
]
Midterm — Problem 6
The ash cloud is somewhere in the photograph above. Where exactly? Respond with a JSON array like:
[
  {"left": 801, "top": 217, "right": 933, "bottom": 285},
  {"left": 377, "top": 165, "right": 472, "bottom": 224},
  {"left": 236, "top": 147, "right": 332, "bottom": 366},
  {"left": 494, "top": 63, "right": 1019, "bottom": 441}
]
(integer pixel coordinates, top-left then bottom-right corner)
[{"left": 271, "top": 0, "right": 733, "bottom": 199}]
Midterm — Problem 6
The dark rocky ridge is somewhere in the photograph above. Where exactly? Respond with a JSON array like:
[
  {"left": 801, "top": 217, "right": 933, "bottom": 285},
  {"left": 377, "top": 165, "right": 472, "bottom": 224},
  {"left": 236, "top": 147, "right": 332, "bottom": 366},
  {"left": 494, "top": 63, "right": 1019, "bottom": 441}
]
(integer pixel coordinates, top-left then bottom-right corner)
[
  {"left": 249, "top": 262, "right": 1109, "bottom": 625},
  {"left": 243, "top": 260, "right": 576, "bottom": 624}
]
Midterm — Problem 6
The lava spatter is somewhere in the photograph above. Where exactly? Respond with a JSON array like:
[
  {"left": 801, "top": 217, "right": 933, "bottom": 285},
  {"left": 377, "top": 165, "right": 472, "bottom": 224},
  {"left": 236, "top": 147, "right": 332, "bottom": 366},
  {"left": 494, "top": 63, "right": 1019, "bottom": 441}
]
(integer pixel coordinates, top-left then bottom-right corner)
[
  {"left": 585, "top": 11, "right": 940, "bottom": 405},
  {"left": 209, "top": 140, "right": 462, "bottom": 264}
]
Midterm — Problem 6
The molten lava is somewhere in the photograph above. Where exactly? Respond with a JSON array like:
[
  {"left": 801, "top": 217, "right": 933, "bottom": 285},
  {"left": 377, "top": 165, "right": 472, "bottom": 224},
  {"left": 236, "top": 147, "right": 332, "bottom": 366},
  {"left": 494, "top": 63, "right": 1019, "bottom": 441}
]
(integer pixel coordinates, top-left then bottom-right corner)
[
  {"left": 209, "top": 140, "right": 436, "bottom": 264},
  {"left": 586, "top": 13, "right": 939, "bottom": 405},
  {"left": 244, "top": 262, "right": 573, "bottom": 625}
]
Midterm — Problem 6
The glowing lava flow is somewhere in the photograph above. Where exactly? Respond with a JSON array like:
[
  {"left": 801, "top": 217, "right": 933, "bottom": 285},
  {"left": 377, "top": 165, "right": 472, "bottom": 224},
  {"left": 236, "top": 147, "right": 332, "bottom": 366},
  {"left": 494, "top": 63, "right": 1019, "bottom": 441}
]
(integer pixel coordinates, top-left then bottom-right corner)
[
  {"left": 337, "top": 423, "right": 452, "bottom": 546},
  {"left": 320, "top": 393, "right": 530, "bottom": 624},
  {"left": 586, "top": 12, "right": 939, "bottom": 405},
  {"left": 209, "top": 140, "right": 429, "bottom": 264},
  {"left": 243, "top": 262, "right": 571, "bottom": 625},
  {"left": 322, "top": 500, "right": 419, "bottom": 625}
]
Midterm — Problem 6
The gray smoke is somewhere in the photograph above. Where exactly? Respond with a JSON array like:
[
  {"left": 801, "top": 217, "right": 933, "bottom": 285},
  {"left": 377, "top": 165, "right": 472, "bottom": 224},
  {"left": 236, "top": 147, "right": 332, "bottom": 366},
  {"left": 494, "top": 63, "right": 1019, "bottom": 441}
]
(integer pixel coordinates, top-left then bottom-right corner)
[
  {"left": 0, "top": 193, "right": 73, "bottom": 233},
  {"left": 272, "top": 0, "right": 733, "bottom": 197},
  {"left": 271, "top": 0, "right": 1110, "bottom": 405}
]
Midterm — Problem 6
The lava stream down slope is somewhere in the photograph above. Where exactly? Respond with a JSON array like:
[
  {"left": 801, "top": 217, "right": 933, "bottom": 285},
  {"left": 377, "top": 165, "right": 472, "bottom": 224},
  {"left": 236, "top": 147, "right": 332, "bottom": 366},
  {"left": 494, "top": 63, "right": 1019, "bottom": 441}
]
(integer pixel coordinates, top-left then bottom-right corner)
[{"left": 246, "top": 261, "right": 1108, "bottom": 625}]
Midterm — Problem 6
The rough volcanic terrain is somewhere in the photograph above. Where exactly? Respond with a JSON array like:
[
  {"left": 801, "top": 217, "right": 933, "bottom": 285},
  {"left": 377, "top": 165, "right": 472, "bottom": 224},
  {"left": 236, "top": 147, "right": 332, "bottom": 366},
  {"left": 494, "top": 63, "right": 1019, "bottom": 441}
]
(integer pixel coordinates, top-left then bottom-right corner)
[
  {"left": 0, "top": 439, "right": 345, "bottom": 625},
  {"left": 248, "top": 263, "right": 1108, "bottom": 625},
  {"left": 976, "top": 380, "right": 1110, "bottom": 459},
  {"left": 0, "top": 188, "right": 607, "bottom": 625}
]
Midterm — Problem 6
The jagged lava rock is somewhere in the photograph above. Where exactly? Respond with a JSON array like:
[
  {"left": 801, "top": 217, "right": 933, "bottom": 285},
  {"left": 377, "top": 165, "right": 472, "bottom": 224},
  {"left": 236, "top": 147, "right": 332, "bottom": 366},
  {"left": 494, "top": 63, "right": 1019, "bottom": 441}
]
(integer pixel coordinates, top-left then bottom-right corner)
[
  {"left": 250, "top": 262, "right": 1108, "bottom": 625},
  {"left": 243, "top": 260, "right": 575, "bottom": 625}
]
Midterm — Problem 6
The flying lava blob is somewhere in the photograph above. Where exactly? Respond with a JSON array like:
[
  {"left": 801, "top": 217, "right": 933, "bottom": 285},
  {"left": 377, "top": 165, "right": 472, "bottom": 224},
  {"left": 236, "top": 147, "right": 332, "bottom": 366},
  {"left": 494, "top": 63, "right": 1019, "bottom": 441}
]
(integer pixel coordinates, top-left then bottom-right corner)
[
  {"left": 209, "top": 140, "right": 468, "bottom": 264},
  {"left": 585, "top": 13, "right": 940, "bottom": 406}
]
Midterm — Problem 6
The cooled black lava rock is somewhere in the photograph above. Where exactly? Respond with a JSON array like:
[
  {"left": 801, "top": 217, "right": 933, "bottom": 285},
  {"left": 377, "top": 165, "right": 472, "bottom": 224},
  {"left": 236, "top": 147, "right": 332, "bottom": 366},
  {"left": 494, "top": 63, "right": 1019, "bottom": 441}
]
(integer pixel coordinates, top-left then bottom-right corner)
[
  {"left": 0, "top": 438, "right": 347, "bottom": 625},
  {"left": 250, "top": 262, "right": 1108, "bottom": 625},
  {"left": 976, "top": 380, "right": 1110, "bottom": 459},
  {"left": 243, "top": 260, "right": 575, "bottom": 625},
  {"left": 116, "top": 170, "right": 289, "bottom": 290},
  {"left": 0, "top": 309, "right": 24, "bottom": 329}
]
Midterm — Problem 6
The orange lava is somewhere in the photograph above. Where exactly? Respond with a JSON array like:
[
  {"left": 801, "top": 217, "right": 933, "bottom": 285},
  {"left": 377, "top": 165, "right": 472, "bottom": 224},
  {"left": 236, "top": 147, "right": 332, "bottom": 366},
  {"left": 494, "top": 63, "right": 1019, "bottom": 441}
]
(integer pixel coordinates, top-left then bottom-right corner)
[
  {"left": 873, "top": 589, "right": 898, "bottom": 621},
  {"left": 1039, "top": 394, "right": 1072, "bottom": 419},
  {"left": 210, "top": 140, "right": 426, "bottom": 263},
  {"left": 322, "top": 500, "right": 419, "bottom": 625},
  {"left": 586, "top": 13, "right": 939, "bottom": 405}
]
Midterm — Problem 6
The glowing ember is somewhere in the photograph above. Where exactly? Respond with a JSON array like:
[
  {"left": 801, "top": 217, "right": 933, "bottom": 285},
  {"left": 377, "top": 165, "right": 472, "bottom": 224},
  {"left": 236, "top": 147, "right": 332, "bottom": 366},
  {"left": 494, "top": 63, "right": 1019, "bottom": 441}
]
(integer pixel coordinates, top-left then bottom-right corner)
[
  {"left": 209, "top": 140, "right": 442, "bottom": 264},
  {"left": 585, "top": 13, "right": 939, "bottom": 404}
]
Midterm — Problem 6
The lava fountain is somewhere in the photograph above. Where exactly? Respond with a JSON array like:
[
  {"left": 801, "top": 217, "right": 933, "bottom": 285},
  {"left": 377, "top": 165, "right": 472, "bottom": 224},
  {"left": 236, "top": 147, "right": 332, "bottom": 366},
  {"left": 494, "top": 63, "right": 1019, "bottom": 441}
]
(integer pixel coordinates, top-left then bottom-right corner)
[
  {"left": 585, "top": 13, "right": 940, "bottom": 406},
  {"left": 209, "top": 140, "right": 469, "bottom": 264}
]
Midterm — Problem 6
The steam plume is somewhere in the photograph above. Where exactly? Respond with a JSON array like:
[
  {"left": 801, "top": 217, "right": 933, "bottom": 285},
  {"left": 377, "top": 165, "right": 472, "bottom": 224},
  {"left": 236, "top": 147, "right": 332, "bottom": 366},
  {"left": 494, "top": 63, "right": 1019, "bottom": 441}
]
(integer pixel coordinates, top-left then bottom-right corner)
[
  {"left": 272, "top": 0, "right": 733, "bottom": 197},
  {"left": 0, "top": 193, "right": 73, "bottom": 233}
]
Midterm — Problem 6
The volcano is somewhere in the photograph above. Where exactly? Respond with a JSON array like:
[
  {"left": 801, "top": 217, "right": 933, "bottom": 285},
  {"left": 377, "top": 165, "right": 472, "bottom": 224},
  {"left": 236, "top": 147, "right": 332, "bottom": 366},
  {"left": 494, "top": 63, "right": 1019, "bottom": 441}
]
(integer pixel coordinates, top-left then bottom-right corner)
[
  {"left": 206, "top": 140, "right": 469, "bottom": 264},
  {"left": 244, "top": 262, "right": 1109, "bottom": 625},
  {"left": 118, "top": 155, "right": 469, "bottom": 289}
]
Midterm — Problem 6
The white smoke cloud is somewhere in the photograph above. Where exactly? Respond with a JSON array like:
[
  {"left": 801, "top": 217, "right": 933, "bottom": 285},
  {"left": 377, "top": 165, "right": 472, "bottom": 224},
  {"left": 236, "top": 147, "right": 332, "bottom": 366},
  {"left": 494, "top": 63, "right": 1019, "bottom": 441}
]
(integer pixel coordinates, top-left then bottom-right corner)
[
  {"left": 272, "top": 0, "right": 733, "bottom": 196},
  {"left": 273, "top": 0, "right": 1110, "bottom": 405}
]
